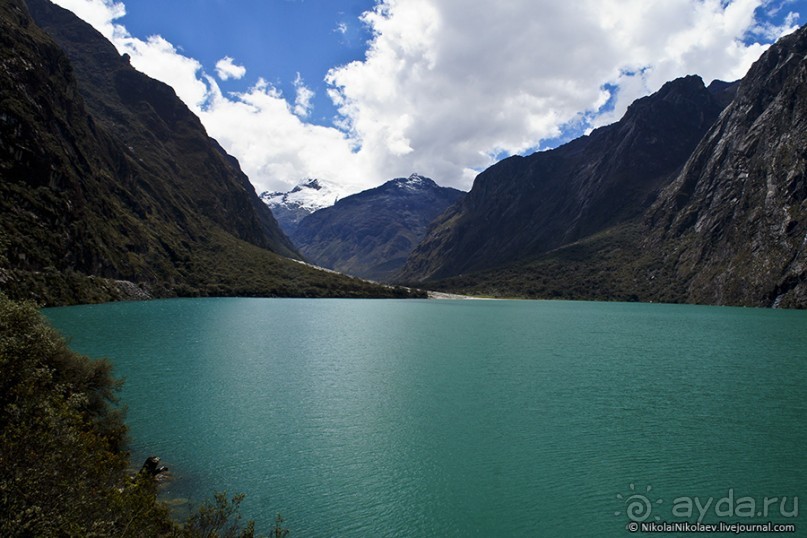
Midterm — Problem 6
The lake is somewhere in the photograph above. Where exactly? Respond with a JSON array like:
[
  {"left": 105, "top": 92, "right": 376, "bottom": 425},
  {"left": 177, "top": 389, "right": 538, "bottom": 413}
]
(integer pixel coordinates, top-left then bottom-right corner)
[{"left": 44, "top": 298, "right": 807, "bottom": 536}]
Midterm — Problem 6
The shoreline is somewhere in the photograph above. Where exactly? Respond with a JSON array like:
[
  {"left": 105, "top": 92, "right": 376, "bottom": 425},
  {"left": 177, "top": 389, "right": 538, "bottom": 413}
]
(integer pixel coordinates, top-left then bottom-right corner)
[{"left": 426, "top": 291, "right": 499, "bottom": 300}]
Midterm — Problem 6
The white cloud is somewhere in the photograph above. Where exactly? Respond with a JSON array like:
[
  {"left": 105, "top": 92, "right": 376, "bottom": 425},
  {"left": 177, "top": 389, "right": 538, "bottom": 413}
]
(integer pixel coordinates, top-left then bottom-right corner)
[
  {"left": 51, "top": 0, "right": 209, "bottom": 108},
  {"left": 118, "top": 34, "right": 209, "bottom": 108},
  {"left": 197, "top": 77, "right": 371, "bottom": 195},
  {"left": 215, "top": 56, "right": 247, "bottom": 81},
  {"left": 50, "top": 0, "right": 801, "bottom": 195},
  {"left": 325, "top": 0, "right": 800, "bottom": 188},
  {"left": 588, "top": 0, "right": 796, "bottom": 127},
  {"left": 292, "top": 73, "right": 315, "bottom": 118}
]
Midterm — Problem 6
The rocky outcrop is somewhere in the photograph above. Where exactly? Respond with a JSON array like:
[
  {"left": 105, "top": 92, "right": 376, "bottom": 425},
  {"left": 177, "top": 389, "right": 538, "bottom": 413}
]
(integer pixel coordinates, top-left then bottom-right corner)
[
  {"left": 140, "top": 456, "right": 168, "bottom": 477},
  {"left": 139, "top": 455, "right": 170, "bottom": 484},
  {"left": 646, "top": 25, "right": 807, "bottom": 307}
]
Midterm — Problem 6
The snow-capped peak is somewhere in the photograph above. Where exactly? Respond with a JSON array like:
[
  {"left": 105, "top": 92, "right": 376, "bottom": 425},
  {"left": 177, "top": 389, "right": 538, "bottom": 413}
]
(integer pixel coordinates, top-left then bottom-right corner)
[
  {"left": 260, "top": 178, "right": 344, "bottom": 212},
  {"left": 289, "top": 178, "right": 323, "bottom": 195},
  {"left": 260, "top": 178, "right": 348, "bottom": 235},
  {"left": 393, "top": 173, "right": 434, "bottom": 190}
]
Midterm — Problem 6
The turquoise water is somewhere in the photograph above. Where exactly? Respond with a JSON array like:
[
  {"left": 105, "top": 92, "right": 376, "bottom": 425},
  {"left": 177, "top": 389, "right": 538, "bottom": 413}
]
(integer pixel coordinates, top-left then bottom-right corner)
[{"left": 45, "top": 298, "right": 807, "bottom": 536}]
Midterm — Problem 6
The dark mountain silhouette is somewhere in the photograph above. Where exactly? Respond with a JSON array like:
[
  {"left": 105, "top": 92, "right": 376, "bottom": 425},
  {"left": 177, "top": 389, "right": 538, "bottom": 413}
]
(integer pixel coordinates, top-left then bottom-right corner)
[
  {"left": 401, "top": 75, "right": 729, "bottom": 282},
  {"left": 401, "top": 25, "right": 806, "bottom": 308}
]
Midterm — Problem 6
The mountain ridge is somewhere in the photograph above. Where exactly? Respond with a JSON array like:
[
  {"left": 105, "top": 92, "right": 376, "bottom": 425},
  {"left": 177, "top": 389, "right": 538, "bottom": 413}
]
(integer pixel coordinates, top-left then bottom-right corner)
[
  {"left": 27, "top": 0, "right": 300, "bottom": 259},
  {"left": 401, "top": 24, "right": 807, "bottom": 308},
  {"left": 260, "top": 178, "right": 345, "bottom": 236},
  {"left": 400, "top": 74, "right": 729, "bottom": 281}
]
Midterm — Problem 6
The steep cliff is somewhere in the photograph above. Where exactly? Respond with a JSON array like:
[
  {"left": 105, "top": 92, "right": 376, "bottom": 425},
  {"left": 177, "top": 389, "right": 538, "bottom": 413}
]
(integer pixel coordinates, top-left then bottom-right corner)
[
  {"left": 646, "top": 24, "right": 807, "bottom": 307},
  {"left": 401, "top": 75, "right": 727, "bottom": 281},
  {"left": 405, "top": 25, "right": 806, "bottom": 308}
]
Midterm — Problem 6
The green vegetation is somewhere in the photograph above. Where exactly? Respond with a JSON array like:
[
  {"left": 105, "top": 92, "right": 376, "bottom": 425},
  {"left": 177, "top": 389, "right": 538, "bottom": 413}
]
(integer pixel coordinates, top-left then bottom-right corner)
[
  {"left": 417, "top": 223, "right": 686, "bottom": 304},
  {"left": 0, "top": 230, "right": 427, "bottom": 306},
  {"left": 0, "top": 294, "right": 284, "bottom": 536}
]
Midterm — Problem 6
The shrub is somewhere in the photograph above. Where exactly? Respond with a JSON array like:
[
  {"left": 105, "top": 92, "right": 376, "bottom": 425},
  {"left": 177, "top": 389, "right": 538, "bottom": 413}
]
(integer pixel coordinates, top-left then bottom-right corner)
[{"left": 0, "top": 294, "right": 284, "bottom": 536}]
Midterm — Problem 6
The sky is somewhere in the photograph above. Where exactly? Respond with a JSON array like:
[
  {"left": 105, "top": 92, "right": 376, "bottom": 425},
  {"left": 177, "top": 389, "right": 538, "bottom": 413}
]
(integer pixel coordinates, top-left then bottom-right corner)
[{"left": 50, "top": 0, "right": 805, "bottom": 196}]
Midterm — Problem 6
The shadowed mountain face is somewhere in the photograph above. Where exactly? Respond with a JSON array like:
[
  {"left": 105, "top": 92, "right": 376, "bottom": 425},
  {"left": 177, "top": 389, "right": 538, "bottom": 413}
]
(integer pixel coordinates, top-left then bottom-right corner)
[
  {"left": 0, "top": 0, "right": 421, "bottom": 303},
  {"left": 26, "top": 0, "right": 298, "bottom": 259},
  {"left": 400, "top": 75, "right": 730, "bottom": 282},
  {"left": 645, "top": 24, "right": 807, "bottom": 308},
  {"left": 404, "top": 25, "right": 807, "bottom": 308},
  {"left": 291, "top": 174, "right": 464, "bottom": 281}
]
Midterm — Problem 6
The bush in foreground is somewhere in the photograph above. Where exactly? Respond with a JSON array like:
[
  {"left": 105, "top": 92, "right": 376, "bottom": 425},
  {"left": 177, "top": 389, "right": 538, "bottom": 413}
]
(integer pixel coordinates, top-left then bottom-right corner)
[{"left": 0, "top": 294, "right": 277, "bottom": 536}]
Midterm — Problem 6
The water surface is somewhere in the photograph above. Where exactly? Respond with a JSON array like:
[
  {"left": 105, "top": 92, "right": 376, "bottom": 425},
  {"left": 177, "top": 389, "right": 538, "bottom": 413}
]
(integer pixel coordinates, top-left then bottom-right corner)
[{"left": 45, "top": 298, "right": 807, "bottom": 536}]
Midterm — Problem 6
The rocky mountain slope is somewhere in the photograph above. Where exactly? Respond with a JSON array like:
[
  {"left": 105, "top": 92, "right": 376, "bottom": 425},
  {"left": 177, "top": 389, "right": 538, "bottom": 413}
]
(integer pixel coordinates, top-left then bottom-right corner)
[
  {"left": 404, "top": 25, "right": 806, "bottom": 308},
  {"left": 28, "top": 0, "right": 300, "bottom": 260},
  {"left": 292, "top": 174, "right": 464, "bottom": 281},
  {"left": 260, "top": 178, "right": 344, "bottom": 236},
  {"left": 645, "top": 24, "right": 807, "bottom": 308},
  {"left": 400, "top": 75, "right": 730, "bottom": 281},
  {"left": 0, "top": 0, "right": 420, "bottom": 304}
]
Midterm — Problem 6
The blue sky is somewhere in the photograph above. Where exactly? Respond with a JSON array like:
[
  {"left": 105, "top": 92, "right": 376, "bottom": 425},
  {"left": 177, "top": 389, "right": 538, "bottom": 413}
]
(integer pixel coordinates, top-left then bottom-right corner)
[
  {"left": 119, "top": 0, "right": 376, "bottom": 125},
  {"left": 52, "top": 0, "right": 806, "bottom": 195}
]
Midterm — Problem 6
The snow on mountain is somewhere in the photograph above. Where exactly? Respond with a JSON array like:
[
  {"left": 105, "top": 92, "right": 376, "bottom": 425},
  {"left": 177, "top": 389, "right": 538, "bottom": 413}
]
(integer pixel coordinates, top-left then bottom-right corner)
[
  {"left": 290, "top": 173, "right": 465, "bottom": 282},
  {"left": 260, "top": 178, "right": 345, "bottom": 236},
  {"left": 393, "top": 173, "right": 431, "bottom": 191}
]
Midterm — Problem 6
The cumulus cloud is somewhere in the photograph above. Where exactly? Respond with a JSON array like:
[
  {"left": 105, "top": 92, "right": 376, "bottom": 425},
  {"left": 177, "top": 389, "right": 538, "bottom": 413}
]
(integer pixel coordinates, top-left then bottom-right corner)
[
  {"left": 51, "top": 0, "right": 208, "bottom": 108},
  {"left": 118, "top": 34, "right": 209, "bottom": 108},
  {"left": 215, "top": 56, "right": 247, "bottom": 81},
  {"left": 587, "top": 0, "right": 799, "bottom": 127},
  {"left": 326, "top": 0, "right": 801, "bottom": 187},
  {"left": 197, "top": 77, "right": 370, "bottom": 194},
  {"left": 292, "top": 73, "right": 315, "bottom": 118},
  {"left": 51, "top": 0, "right": 801, "bottom": 195}
]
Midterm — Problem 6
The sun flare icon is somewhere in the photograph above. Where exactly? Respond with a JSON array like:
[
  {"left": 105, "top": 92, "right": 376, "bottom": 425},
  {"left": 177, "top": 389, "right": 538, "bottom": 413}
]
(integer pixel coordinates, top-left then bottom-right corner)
[{"left": 615, "top": 483, "right": 663, "bottom": 522}]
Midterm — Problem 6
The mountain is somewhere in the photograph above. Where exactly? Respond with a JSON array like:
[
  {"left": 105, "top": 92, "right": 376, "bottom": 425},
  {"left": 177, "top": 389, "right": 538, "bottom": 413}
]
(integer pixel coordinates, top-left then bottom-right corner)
[
  {"left": 645, "top": 23, "right": 807, "bottom": 308},
  {"left": 291, "top": 174, "right": 464, "bottom": 281},
  {"left": 26, "top": 0, "right": 299, "bottom": 260},
  {"left": 0, "top": 0, "right": 421, "bottom": 304},
  {"left": 260, "top": 178, "right": 344, "bottom": 236},
  {"left": 400, "top": 75, "right": 729, "bottom": 282},
  {"left": 402, "top": 25, "right": 807, "bottom": 308}
]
